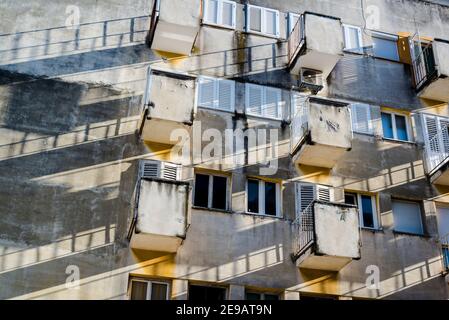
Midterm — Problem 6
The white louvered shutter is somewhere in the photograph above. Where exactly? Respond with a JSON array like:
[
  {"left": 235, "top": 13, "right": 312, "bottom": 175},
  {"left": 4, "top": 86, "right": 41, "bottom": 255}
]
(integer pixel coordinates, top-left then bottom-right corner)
[
  {"left": 296, "top": 183, "right": 316, "bottom": 214},
  {"left": 198, "top": 77, "right": 216, "bottom": 108},
  {"left": 316, "top": 185, "right": 331, "bottom": 202},
  {"left": 439, "top": 118, "right": 449, "bottom": 154},
  {"left": 161, "top": 162, "right": 179, "bottom": 180},
  {"left": 217, "top": 79, "right": 235, "bottom": 111},
  {"left": 246, "top": 84, "right": 263, "bottom": 116},
  {"left": 140, "top": 160, "right": 160, "bottom": 179},
  {"left": 139, "top": 160, "right": 178, "bottom": 181},
  {"left": 263, "top": 87, "right": 281, "bottom": 119},
  {"left": 351, "top": 103, "right": 372, "bottom": 134}
]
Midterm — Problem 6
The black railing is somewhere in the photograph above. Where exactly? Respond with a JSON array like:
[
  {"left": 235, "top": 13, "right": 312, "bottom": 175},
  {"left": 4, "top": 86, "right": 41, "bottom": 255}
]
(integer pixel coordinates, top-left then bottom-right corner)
[
  {"left": 287, "top": 14, "right": 306, "bottom": 66},
  {"left": 147, "top": 0, "right": 161, "bottom": 46},
  {"left": 412, "top": 45, "right": 438, "bottom": 90},
  {"left": 292, "top": 202, "right": 315, "bottom": 261}
]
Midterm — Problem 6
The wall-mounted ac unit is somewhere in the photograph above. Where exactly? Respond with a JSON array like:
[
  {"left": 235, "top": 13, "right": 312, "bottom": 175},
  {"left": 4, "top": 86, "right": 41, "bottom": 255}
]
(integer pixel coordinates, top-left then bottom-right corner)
[
  {"left": 300, "top": 68, "right": 323, "bottom": 87},
  {"left": 139, "top": 160, "right": 180, "bottom": 181}
]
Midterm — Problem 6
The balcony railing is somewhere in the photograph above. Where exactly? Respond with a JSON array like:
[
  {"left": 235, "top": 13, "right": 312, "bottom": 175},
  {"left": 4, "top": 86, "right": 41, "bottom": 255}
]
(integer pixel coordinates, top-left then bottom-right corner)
[
  {"left": 424, "top": 126, "right": 449, "bottom": 175},
  {"left": 412, "top": 45, "right": 438, "bottom": 90},
  {"left": 290, "top": 100, "right": 309, "bottom": 153},
  {"left": 148, "top": 0, "right": 160, "bottom": 46},
  {"left": 287, "top": 14, "right": 305, "bottom": 66},
  {"left": 292, "top": 202, "right": 315, "bottom": 260},
  {"left": 441, "top": 233, "right": 449, "bottom": 272}
]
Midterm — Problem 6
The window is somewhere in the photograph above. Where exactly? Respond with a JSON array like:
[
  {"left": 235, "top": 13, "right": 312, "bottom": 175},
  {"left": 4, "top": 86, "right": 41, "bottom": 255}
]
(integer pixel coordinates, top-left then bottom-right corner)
[
  {"left": 247, "top": 179, "right": 281, "bottom": 216},
  {"left": 381, "top": 111, "right": 411, "bottom": 141},
  {"left": 246, "top": 291, "right": 279, "bottom": 300},
  {"left": 345, "top": 192, "right": 379, "bottom": 229},
  {"left": 392, "top": 200, "right": 424, "bottom": 235},
  {"left": 372, "top": 32, "right": 399, "bottom": 61},
  {"left": 245, "top": 84, "right": 283, "bottom": 119},
  {"left": 198, "top": 77, "right": 235, "bottom": 112},
  {"left": 194, "top": 173, "right": 228, "bottom": 210},
  {"left": 189, "top": 284, "right": 227, "bottom": 301},
  {"left": 350, "top": 103, "right": 373, "bottom": 134},
  {"left": 203, "top": 0, "right": 236, "bottom": 28},
  {"left": 246, "top": 4, "right": 280, "bottom": 37},
  {"left": 343, "top": 24, "right": 363, "bottom": 52},
  {"left": 129, "top": 279, "right": 169, "bottom": 300},
  {"left": 296, "top": 183, "right": 331, "bottom": 216},
  {"left": 287, "top": 12, "right": 301, "bottom": 36}
]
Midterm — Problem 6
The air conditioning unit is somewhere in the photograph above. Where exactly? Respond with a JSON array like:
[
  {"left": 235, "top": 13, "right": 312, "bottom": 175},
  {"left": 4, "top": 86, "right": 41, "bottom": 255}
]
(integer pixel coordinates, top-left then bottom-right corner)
[
  {"left": 300, "top": 68, "right": 324, "bottom": 89},
  {"left": 139, "top": 160, "right": 180, "bottom": 181}
]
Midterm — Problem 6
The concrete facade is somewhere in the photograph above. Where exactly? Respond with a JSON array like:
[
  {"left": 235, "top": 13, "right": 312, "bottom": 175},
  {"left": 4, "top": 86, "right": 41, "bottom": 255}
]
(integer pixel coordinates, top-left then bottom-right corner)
[{"left": 1, "top": 0, "right": 449, "bottom": 300}]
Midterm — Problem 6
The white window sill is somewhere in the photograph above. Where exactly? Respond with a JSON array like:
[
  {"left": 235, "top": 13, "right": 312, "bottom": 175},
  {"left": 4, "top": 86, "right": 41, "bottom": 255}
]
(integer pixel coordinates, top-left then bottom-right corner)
[
  {"left": 244, "top": 30, "right": 281, "bottom": 40},
  {"left": 243, "top": 211, "right": 283, "bottom": 219},
  {"left": 201, "top": 21, "right": 236, "bottom": 31},
  {"left": 245, "top": 113, "right": 283, "bottom": 122},
  {"left": 198, "top": 105, "right": 236, "bottom": 114},
  {"left": 381, "top": 137, "right": 415, "bottom": 145}
]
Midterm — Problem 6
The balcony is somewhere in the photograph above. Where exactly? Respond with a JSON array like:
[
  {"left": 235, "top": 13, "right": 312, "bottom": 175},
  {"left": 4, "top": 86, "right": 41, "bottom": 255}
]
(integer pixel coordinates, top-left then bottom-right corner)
[
  {"left": 139, "top": 69, "right": 196, "bottom": 144},
  {"left": 128, "top": 160, "right": 190, "bottom": 252},
  {"left": 288, "top": 12, "right": 344, "bottom": 79},
  {"left": 292, "top": 200, "right": 361, "bottom": 271},
  {"left": 290, "top": 97, "right": 352, "bottom": 168},
  {"left": 149, "top": 0, "right": 201, "bottom": 55},
  {"left": 422, "top": 114, "right": 449, "bottom": 185},
  {"left": 413, "top": 39, "right": 449, "bottom": 102}
]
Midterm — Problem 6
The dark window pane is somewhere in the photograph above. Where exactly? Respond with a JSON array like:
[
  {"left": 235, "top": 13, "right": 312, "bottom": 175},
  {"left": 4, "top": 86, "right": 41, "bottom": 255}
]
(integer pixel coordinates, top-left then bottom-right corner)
[
  {"left": 212, "top": 176, "right": 227, "bottom": 210},
  {"left": 130, "top": 281, "right": 148, "bottom": 300},
  {"left": 361, "top": 195, "right": 374, "bottom": 228},
  {"left": 194, "top": 174, "right": 209, "bottom": 207},
  {"left": 395, "top": 115, "right": 408, "bottom": 141},
  {"left": 189, "top": 285, "right": 226, "bottom": 301},
  {"left": 245, "top": 292, "right": 261, "bottom": 300},
  {"left": 344, "top": 193, "right": 357, "bottom": 206},
  {"left": 248, "top": 179, "right": 259, "bottom": 213},
  {"left": 264, "top": 294, "right": 279, "bottom": 300},
  {"left": 381, "top": 113, "right": 394, "bottom": 139},
  {"left": 151, "top": 283, "right": 168, "bottom": 300},
  {"left": 264, "top": 182, "right": 277, "bottom": 216}
]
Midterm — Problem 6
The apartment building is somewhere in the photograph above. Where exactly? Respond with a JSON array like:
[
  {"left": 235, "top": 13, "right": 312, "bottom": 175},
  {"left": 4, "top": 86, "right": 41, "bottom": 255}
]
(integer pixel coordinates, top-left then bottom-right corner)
[{"left": 1, "top": 0, "right": 449, "bottom": 300}]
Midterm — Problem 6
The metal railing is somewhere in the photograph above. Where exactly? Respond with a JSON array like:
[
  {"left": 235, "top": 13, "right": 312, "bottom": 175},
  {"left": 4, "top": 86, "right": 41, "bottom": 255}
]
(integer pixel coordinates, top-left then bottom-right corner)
[
  {"left": 290, "top": 98, "right": 309, "bottom": 153},
  {"left": 412, "top": 44, "right": 437, "bottom": 90},
  {"left": 292, "top": 202, "right": 315, "bottom": 261},
  {"left": 424, "top": 126, "right": 449, "bottom": 175},
  {"left": 287, "top": 14, "right": 306, "bottom": 66},
  {"left": 148, "top": 0, "right": 161, "bottom": 46},
  {"left": 441, "top": 233, "right": 449, "bottom": 272}
]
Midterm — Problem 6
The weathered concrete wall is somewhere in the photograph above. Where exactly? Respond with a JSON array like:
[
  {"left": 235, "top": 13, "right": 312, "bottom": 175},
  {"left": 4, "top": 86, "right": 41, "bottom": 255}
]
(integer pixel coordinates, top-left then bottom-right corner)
[{"left": 1, "top": 0, "right": 449, "bottom": 300}]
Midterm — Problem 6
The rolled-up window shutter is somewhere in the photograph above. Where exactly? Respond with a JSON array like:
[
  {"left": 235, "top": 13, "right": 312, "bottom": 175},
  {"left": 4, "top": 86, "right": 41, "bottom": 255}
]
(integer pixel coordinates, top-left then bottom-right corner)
[
  {"left": 263, "top": 87, "right": 281, "bottom": 119},
  {"left": 198, "top": 77, "right": 216, "bottom": 108},
  {"left": 351, "top": 103, "right": 372, "bottom": 134},
  {"left": 217, "top": 79, "right": 235, "bottom": 111},
  {"left": 246, "top": 84, "right": 263, "bottom": 116}
]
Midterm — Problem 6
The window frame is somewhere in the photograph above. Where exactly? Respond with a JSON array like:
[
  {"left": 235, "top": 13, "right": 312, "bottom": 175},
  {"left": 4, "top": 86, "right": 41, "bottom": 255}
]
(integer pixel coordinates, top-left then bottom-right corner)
[
  {"left": 371, "top": 31, "right": 400, "bottom": 62},
  {"left": 245, "top": 83, "right": 283, "bottom": 120},
  {"left": 391, "top": 199, "right": 425, "bottom": 236},
  {"left": 246, "top": 4, "right": 280, "bottom": 38},
  {"left": 193, "top": 172, "right": 230, "bottom": 211},
  {"left": 287, "top": 12, "right": 301, "bottom": 36},
  {"left": 202, "top": 0, "right": 237, "bottom": 29},
  {"left": 381, "top": 111, "right": 412, "bottom": 142},
  {"left": 197, "top": 76, "right": 236, "bottom": 112},
  {"left": 129, "top": 278, "right": 170, "bottom": 300},
  {"left": 246, "top": 178, "right": 282, "bottom": 217},
  {"left": 343, "top": 24, "right": 363, "bottom": 53},
  {"left": 345, "top": 192, "right": 380, "bottom": 230}
]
